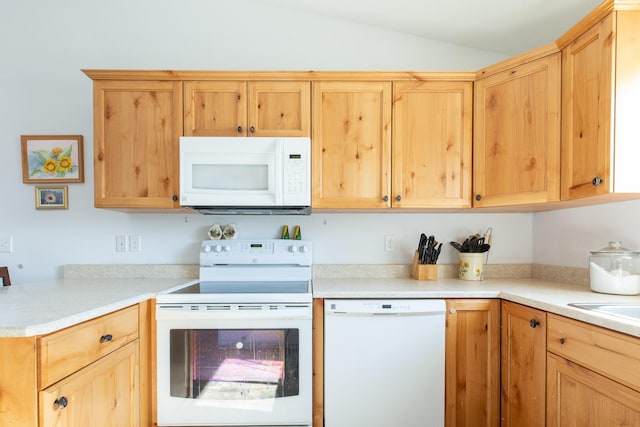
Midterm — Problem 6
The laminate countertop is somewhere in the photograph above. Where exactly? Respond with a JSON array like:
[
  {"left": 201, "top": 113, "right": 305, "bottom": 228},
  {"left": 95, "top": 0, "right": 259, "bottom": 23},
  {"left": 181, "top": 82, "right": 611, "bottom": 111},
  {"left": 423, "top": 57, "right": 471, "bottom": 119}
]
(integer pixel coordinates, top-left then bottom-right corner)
[
  {"left": 0, "top": 278, "right": 193, "bottom": 337},
  {"left": 313, "top": 277, "right": 640, "bottom": 338},
  {"left": 3, "top": 276, "right": 640, "bottom": 338}
]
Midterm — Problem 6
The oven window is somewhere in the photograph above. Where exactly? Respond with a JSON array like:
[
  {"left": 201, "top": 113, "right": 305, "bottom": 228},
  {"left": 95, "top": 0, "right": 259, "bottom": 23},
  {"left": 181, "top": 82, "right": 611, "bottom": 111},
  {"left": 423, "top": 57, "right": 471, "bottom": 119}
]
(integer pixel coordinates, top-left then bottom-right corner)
[{"left": 169, "top": 329, "right": 300, "bottom": 400}]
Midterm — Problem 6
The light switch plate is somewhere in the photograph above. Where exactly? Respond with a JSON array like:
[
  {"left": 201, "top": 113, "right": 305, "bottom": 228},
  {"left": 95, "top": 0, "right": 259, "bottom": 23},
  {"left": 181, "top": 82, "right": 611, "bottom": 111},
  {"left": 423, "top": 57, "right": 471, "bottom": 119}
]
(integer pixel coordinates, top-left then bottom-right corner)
[{"left": 0, "top": 236, "right": 13, "bottom": 253}]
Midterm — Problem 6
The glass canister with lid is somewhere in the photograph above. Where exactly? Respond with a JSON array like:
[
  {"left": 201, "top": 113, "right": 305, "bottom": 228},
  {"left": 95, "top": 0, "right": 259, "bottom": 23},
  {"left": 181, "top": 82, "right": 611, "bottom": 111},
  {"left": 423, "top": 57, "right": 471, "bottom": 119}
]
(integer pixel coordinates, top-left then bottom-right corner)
[{"left": 589, "top": 241, "right": 640, "bottom": 295}]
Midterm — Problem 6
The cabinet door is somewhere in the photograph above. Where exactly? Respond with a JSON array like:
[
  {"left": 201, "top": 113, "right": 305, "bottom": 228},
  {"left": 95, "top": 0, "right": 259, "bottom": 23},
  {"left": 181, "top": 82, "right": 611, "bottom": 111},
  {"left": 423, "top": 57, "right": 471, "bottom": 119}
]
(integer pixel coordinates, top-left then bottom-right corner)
[
  {"left": 39, "top": 341, "right": 139, "bottom": 427},
  {"left": 547, "top": 353, "right": 640, "bottom": 426},
  {"left": 312, "top": 81, "right": 392, "bottom": 208},
  {"left": 248, "top": 81, "right": 310, "bottom": 137},
  {"left": 474, "top": 54, "right": 560, "bottom": 207},
  {"left": 93, "top": 80, "right": 182, "bottom": 209},
  {"left": 500, "top": 302, "right": 546, "bottom": 427},
  {"left": 184, "top": 81, "right": 246, "bottom": 136},
  {"left": 393, "top": 81, "right": 472, "bottom": 208},
  {"left": 561, "top": 14, "right": 613, "bottom": 200},
  {"left": 445, "top": 299, "right": 500, "bottom": 427}
]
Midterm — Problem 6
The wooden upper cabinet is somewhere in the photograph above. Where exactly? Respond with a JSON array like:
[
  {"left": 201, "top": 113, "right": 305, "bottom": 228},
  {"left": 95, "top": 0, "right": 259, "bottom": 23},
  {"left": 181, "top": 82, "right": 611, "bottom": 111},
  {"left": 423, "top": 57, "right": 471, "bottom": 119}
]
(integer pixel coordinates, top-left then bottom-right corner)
[
  {"left": 393, "top": 81, "right": 472, "bottom": 208},
  {"left": 560, "top": 10, "right": 640, "bottom": 200},
  {"left": 312, "top": 81, "right": 392, "bottom": 209},
  {"left": 184, "top": 80, "right": 310, "bottom": 137},
  {"left": 473, "top": 50, "right": 561, "bottom": 207},
  {"left": 93, "top": 80, "right": 183, "bottom": 209}
]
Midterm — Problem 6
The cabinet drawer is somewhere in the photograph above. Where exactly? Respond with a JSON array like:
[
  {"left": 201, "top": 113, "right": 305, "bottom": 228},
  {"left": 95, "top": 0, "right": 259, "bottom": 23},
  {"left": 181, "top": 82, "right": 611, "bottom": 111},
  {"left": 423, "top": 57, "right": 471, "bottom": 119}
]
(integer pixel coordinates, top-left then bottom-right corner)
[
  {"left": 38, "top": 305, "right": 139, "bottom": 389},
  {"left": 547, "top": 313, "right": 640, "bottom": 392}
]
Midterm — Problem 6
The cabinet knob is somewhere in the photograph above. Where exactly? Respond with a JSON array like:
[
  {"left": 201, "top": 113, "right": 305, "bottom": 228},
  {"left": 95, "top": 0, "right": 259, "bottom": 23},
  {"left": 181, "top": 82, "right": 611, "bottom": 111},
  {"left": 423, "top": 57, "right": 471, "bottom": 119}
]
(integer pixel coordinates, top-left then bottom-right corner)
[
  {"left": 475, "top": 194, "right": 482, "bottom": 201},
  {"left": 449, "top": 308, "right": 457, "bottom": 314},
  {"left": 237, "top": 126, "right": 243, "bottom": 133},
  {"left": 100, "top": 334, "right": 113, "bottom": 343},
  {"left": 54, "top": 396, "right": 68, "bottom": 409},
  {"left": 559, "top": 337, "right": 566, "bottom": 344},
  {"left": 395, "top": 195, "right": 401, "bottom": 202},
  {"left": 592, "top": 177, "right": 603, "bottom": 186},
  {"left": 382, "top": 195, "right": 389, "bottom": 202},
  {"left": 249, "top": 126, "right": 255, "bottom": 133},
  {"left": 529, "top": 319, "right": 540, "bottom": 328},
  {"left": 172, "top": 195, "right": 178, "bottom": 202}
]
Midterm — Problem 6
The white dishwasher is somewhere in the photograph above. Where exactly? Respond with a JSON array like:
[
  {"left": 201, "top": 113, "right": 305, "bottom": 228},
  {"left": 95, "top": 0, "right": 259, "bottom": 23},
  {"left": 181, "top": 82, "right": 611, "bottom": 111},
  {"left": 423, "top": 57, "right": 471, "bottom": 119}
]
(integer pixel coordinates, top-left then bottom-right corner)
[{"left": 324, "top": 299, "right": 445, "bottom": 427}]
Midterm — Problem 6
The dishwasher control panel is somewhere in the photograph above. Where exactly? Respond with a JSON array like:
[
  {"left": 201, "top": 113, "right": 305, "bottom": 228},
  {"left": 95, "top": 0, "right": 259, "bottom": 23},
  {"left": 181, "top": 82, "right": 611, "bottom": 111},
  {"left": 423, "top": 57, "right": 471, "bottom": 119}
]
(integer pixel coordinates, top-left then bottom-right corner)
[{"left": 326, "top": 299, "right": 445, "bottom": 315}]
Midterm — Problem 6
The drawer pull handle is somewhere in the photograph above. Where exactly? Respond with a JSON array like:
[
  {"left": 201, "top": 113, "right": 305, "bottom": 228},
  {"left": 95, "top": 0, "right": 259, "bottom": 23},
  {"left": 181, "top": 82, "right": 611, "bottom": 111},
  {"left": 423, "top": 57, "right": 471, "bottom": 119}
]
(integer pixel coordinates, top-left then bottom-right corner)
[
  {"left": 529, "top": 319, "right": 540, "bottom": 328},
  {"left": 99, "top": 334, "right": 113, "bottom": 343},
  {"left": 559, "top": 337, "right": 566, "bottom": 344},
  {"left": 54, "top": 396, "right": 68, "bottom": 409}
]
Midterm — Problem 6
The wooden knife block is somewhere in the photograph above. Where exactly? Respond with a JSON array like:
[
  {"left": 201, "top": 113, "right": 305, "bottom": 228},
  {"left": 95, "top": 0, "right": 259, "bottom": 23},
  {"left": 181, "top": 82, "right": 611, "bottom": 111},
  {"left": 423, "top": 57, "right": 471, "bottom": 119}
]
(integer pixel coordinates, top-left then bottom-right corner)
[{"left": 410, "top": 251, "right": 438, "bottom": 281}]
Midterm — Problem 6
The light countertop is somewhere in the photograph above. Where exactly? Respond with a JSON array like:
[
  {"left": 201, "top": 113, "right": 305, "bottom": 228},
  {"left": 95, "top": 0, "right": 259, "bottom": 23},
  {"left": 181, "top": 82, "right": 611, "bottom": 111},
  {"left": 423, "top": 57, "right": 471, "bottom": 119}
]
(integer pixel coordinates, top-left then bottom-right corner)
[
  {"left": 313, "top": 277, "right": 640, "bottom": 337},
  {"left": 3, "top": 276, "right": 640, "bottom": 338},
  {"left": 0, "top": 278, "right": 193, "bottom": 337}
]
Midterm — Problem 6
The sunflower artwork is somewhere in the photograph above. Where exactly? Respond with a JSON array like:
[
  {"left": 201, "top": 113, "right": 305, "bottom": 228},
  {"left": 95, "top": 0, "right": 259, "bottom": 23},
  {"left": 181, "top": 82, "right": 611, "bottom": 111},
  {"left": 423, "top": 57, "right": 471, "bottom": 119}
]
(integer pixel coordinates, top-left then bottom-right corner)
[{"left": 21, "top": 135, "right": 84, "bottom": 183}]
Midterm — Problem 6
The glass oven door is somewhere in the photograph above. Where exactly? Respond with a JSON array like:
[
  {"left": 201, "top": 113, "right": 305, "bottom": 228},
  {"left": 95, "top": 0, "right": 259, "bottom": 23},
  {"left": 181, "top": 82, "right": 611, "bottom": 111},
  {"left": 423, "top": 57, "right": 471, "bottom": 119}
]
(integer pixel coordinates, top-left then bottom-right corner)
[{"left": 156, "top": 303, "right": 312, "bottom": 426}]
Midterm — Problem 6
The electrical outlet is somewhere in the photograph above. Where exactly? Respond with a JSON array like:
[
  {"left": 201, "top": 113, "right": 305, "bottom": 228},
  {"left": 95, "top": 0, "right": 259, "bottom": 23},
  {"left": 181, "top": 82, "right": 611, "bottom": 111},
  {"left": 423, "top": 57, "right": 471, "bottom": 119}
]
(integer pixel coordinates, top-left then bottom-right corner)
[
  {"left": 129, "top": 234, "right": 141, "bottom": 252},
  {"left": 0, "top": 236, "right": 13, "bottom": 253},
  {"left": 116, "top": 235, "right": 128, "bottom": 252},
  {"left": 385, "top": 235, "right": 395, "bottom": 252}
]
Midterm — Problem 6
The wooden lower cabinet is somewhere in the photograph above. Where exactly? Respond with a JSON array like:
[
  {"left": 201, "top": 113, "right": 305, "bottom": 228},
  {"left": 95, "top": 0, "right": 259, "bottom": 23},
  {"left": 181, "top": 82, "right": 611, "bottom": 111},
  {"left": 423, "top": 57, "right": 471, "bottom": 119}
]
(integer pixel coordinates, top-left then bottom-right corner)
[
  {"left": 547, "top": 313, "right": 640, "bottom": 426},
  {"left": 547, "top": 353, "right": 640, "bottom": 426},
  {"left": 39, "top": 341, "right": 139, "bottom": 427},
  {"left": 500, "top": 301, "right": 546, "bottom": 427},
  {"left": 445, "top": 299, "right": 500, "bottom": 427},
  {"left": 0, "top": 303, "right": 147, "bottom": 427}
]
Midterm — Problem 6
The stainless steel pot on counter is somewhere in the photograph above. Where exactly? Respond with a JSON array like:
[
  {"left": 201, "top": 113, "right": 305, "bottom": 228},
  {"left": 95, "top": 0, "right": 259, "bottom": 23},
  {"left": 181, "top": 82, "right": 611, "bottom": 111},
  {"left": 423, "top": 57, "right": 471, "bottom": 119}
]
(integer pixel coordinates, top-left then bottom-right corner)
[{"left": 590, "top": 241, "right": 640, "bottom": 295}]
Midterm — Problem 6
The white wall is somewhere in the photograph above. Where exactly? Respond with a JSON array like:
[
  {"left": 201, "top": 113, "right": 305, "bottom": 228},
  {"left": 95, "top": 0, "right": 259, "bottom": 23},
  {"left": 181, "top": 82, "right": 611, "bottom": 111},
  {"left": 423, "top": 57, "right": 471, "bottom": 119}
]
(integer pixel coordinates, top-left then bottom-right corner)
[
  {"left": 1, "top": 0, "right": 633, "bottom": 285},
  {"left": 532, "top": 199, "right": 640, "bottom": 269}
]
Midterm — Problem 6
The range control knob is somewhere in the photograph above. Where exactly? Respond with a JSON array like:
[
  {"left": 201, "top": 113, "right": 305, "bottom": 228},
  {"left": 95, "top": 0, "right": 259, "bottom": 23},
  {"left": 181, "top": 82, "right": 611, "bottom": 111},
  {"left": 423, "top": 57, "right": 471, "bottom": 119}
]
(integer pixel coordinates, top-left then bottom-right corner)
[
  {"left": 213, "top": 245, "right": 223, "bottom": 253},
  {"left": 288, "top": 245, "right": 299, "bottom": 253},
  {"left": 223, "top": 245, "right": 232, "bottom": 252},
  {"left": 299, "top": 245, "right": 309, "bottom": 253},
  {"left": 203, "top": 245, "right": 212, "bottom": 253}
]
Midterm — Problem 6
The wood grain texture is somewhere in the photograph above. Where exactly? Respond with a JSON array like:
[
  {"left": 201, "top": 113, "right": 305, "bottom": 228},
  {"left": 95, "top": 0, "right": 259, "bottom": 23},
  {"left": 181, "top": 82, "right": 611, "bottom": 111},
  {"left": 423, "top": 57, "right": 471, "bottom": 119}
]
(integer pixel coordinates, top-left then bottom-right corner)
[
  {"left": 93, "top": 80, "right": 182, "bottom": 209},
  {"left": 393, "top": 81, "right": 472, "bottom": 208},
  {"left": 0, "top": 337, "right": 38, "bottom": 426},
  {"left": 184, "top": 80, "right": 246, "bottom": 136},
  {"left": 500, "top": 302, "right": 546, "bottom": 427},
  {"left": 248, "top": 81, "right": 310, "bottom": 137},
  {"left": 312, "top": 81, "right": 392, "bottom": 208},
  {"left": 547, "top": 353, "right": 640, "bottom": 427},
  {"left": 39, "top": 341, "right": 139, "bottom": 427},
  {"left": 38, "top": 305, "right": 139, "bottom": 389},
  {"left": 445, "top": 299, "right": 500, "bottom": 427},
  {"left": 312, "top": 299, "right": 324, "bottom": 427},
  {"left": 474, "top": 53, "right": 560, "bottom": 207}
]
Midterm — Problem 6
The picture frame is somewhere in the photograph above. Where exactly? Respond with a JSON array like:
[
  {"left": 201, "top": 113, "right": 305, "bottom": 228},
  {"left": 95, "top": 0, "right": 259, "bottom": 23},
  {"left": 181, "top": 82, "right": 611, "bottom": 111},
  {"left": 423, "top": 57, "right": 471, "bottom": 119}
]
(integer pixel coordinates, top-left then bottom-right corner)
[
  {"left": 21, "top": 135, "right": 84, "bottom": 183},
  {"left": 35, "top": 185, "right": 68, "bottom": 210}
]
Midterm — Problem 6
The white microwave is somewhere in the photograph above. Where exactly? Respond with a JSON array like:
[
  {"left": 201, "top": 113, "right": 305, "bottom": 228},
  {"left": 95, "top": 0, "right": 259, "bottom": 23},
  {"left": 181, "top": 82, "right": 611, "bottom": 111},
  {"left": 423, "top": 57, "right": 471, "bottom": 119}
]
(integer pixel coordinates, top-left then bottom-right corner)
[{"left": 179, "top": 137, "right": 311, "bottom": 215}]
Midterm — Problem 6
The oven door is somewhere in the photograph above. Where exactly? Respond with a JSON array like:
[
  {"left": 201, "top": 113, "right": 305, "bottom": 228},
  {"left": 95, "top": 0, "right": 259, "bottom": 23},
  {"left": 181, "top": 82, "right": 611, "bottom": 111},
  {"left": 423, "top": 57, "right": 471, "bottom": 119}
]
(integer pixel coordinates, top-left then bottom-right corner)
[{"left": 156, "top": 303, "right": 312, "bottom": 426}]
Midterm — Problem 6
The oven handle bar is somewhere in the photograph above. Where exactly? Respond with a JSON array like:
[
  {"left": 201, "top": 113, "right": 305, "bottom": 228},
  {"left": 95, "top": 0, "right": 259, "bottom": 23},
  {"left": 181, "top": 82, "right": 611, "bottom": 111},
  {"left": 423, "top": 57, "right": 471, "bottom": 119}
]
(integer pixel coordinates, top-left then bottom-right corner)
[{"left": 156, "top": 303, "right": 312, "bottom": 321}]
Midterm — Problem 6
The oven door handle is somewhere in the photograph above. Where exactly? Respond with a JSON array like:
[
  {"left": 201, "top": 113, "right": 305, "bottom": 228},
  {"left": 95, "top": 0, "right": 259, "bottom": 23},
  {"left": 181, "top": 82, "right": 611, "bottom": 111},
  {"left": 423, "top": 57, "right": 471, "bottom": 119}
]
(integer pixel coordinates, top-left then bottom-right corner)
[{"left": 156, "top": 303, "right": 312, "bottom": 321}]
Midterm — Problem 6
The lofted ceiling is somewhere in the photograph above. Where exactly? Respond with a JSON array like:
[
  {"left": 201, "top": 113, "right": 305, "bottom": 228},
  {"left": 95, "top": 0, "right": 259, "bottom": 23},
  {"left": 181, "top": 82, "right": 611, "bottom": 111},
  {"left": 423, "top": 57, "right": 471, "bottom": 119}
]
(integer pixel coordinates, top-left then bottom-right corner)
[{"left": 259, "top": 0, "right": 602, "bottom": 55}]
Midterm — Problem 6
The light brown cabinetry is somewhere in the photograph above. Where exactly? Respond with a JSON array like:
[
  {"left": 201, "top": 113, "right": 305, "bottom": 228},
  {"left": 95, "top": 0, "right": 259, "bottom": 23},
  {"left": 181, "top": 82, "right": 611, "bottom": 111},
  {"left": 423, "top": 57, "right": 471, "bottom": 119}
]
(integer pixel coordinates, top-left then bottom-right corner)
[
  {"left": 184, "top": 80, "right": 310, "bottom": 137},
  {"left": 312, "top": 81, "right": 392, "bottom": 208},
  {"left": 445, "top": 299, "right": 500, "bottom": 427},
  {"left": 547, "top": 313, "right": 640, "bottom": 426},
  {"left": 393, "top": 81, "right": 472, "bottom": 208},
  {"left": 474, "top": 48, "right": 560, "bottom": 207},
  {"left": 90, "top": 78, "right": 183, "bottom": 209},
  {"left": 312, "top": 79, "right": 472, "bottom": 209},
  {"left": 0, "top": 303, "right": 147, "bottom": 427},
  {"left": 559, "top": 8, "right": 640, "bottom": 201},
  {"left": 500, "top": 301, "right": 546, "bottom": 427}
]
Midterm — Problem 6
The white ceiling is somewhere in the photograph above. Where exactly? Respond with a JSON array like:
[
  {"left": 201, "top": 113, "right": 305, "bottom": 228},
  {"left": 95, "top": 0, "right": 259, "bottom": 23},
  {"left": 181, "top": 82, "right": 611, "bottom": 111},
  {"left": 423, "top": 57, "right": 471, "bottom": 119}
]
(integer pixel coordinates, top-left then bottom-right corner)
[{"left": 259, "top": 0, "right": 602, "bottom": 55}]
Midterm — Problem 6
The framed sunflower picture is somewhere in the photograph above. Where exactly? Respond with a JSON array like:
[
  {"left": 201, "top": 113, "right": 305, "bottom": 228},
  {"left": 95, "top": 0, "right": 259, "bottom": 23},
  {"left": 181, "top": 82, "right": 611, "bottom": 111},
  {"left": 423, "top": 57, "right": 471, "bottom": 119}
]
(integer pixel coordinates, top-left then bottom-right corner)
[
  {"left": 35, "top": 186, "right": 68, "bottom": 210},
  {"left": 21, "top": 135, "right": 84, "bottom": 183}
]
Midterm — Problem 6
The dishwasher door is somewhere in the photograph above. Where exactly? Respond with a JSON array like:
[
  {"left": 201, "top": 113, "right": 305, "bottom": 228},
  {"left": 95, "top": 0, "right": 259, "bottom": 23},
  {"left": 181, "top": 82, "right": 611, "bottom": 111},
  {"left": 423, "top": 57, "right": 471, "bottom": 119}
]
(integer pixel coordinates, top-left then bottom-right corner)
[{"left": 324, "top": 299, "right": 445, "bottom": 427}]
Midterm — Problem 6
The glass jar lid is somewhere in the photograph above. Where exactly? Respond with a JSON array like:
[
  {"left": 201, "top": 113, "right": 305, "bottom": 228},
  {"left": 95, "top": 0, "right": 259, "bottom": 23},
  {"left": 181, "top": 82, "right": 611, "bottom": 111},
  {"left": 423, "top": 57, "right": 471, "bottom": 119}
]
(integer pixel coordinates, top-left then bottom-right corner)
[{"left": 591, "top": 241, "right": 636, "bottom": 256}]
